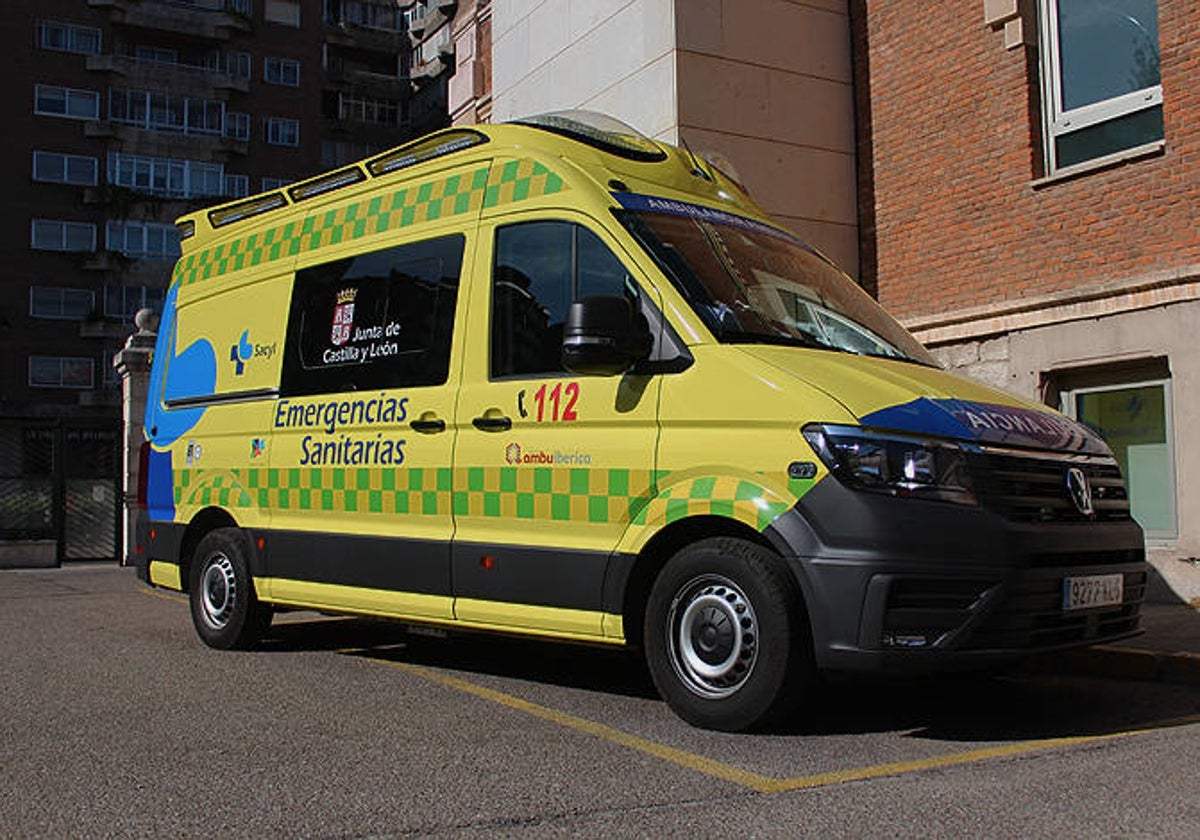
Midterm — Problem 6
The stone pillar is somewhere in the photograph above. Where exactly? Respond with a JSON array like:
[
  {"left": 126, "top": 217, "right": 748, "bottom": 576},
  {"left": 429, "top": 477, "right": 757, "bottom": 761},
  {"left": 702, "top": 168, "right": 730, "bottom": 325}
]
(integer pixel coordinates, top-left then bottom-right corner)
[{"left": 113, "top": 308, "right": 158, "bottom": 566}]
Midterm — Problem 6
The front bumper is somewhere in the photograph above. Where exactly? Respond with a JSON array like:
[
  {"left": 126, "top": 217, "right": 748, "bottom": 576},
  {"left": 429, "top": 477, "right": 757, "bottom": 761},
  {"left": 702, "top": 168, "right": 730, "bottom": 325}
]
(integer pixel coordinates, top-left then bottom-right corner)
[{"left": 766, "top": 477, "right": 1147, "bottom": 673}]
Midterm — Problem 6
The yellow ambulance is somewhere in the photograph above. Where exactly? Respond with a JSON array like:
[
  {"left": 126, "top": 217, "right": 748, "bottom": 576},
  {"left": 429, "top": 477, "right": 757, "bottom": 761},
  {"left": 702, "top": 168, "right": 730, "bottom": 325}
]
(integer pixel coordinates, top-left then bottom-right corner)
[{"left": 136, "top": 111, "right": 1147, "bottom": 731}]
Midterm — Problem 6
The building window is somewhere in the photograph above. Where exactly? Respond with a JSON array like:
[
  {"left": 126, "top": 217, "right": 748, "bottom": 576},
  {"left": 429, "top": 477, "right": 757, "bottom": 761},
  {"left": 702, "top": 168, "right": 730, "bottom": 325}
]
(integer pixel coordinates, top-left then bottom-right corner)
[
  {"left": 1038, "top": 0, "right": 1163, "bottom": 172},
  {"left": 224, "top": 174, "right": 250, "bottom": 197},
  {"left": 39, "top": 21, "right": 102, "bottom": 55},
  {"left": 31, "top": 219, "right": 96, "bottom": 252},
  {"left": 105, "top": 221, "right": 182, "bottom": 260},
  {"left": 134, "top": 46, "right": 178, "bottom": 66},
  {"left": 327, "top": 0, "right": 403, "bottom": 31},
  {"left": 109, "top": 88, "right": 225, "bottom": 136},
  {"left": 33, "top": 151, "right": 99, "bottom": 186},
  {"left": 228, "top": 0, "right": 254, "bottom": 15},
  {"left": 264, "top": 0, "right": 301, "bottom": 27},
  {"left": 104, "top": 285, "right": 165, "bottom": 322},
  {"left": 338, "top": 94, "right": 397, "bottom": 126},
  {"left": 30, "top": 287, "right": 95, "bottom": 320},
  {"left": 261, "top": 176, "right": 291, "bottom": 191},
  {"left": 1062, "top": 378, "right": 1177, "bottom": 539},
  {"left": 264, "top": 56, "right": 301, "bottom": 86},
  {"left": 29, "top": 356, "right": 95, "bottom": 390},
  {"left": 266, "top": 117, "right": 300, "bottom": 146},
  {"left": 34, "top": 85, "right": 100, "bottom": 120},
  {"left": 107, "top": 152, "right": 230, "bottom": 199},
  {"left": 226, "top": 112, "right": 251, "bottom": 140},
  {"left": 226, "top": 51, "right": 252, "bottom": 78}
]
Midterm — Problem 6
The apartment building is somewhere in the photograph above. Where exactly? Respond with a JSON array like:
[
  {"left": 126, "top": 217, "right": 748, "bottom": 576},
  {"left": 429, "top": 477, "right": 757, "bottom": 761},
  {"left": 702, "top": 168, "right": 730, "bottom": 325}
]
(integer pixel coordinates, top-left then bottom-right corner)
[{"left": 1, "top": 0, "right": 455, "bottom": 420}]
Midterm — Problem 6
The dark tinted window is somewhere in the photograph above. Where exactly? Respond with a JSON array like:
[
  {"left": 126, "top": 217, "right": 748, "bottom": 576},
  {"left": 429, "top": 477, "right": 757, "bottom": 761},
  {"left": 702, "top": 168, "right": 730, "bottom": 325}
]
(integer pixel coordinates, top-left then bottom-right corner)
[
  {"left": 281, "top": 234, "right": 463, "bottom": 396},
  {"left": 491, "top": 221, "right": 635, "bottom": 378}
]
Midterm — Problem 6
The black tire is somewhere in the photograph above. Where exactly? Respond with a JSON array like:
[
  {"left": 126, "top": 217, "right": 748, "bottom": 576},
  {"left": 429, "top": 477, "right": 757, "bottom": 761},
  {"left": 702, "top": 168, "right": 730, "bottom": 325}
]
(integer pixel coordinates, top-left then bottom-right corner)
[
  {"left": 644, "top": 537, "right": 814, "bottom": 731},
  {"left": 189, "top": 528, "right": 272, "bottom": 650}
]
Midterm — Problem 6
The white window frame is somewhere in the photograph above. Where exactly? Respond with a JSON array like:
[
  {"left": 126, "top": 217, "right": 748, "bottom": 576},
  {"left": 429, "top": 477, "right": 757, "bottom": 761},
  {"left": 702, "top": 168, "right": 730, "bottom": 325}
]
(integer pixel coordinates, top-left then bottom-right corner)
[
  {"left": 225, "top": 111, "right": 251, "bottom": 140},
  {"left": 34, "top": 84, "right": 100, "bottom": 120},
  {"left": 264, "top": 56, "right": 301, "bottom": 86},
  {"left": 104, "top": 284, "right": 164, "bottom": 322},
  {"left": 107, "top": 152, "right": 227, "bottom": 199},
  {"left": 1038, "top": 0, "right": 1163, "bottom": 173},
  {"left": 108, "top": 88, "right": 225, "bottom": 136},
  {"left": 266, "top": 117, "right": 300, "bottom": 147},
  {"left": 105, "top": 220, "right": 182, "bottom": 260},
  {"left": 29, "top": 286, "right": 95, "bottom": 320},
  {"left": 224, "top": 173, "right": 250, "bottom": 197},
  {"left": 39, "top": 21, "right": 102, "bottom": 55},
  {"left": 1061, "top": 377, "right": 1177, "bottom": 540},
  {"left": 29, "top": 356, "right": 95, "bottom": 390},
  {"left": 31, "top": 219, "right": 96, "bottom": 252},
  {"left": 226, "top": 50, "right": 252, "bottom": 78},
  {"left": 33, "top": 151, "right": 99, "bottom": 186}
]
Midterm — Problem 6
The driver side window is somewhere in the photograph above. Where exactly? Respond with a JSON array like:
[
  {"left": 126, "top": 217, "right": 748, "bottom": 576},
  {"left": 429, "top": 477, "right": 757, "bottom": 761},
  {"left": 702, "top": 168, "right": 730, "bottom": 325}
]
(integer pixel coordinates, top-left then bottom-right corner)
[{"left": 490, "top": 221, "right": 636, "bottom": 379}]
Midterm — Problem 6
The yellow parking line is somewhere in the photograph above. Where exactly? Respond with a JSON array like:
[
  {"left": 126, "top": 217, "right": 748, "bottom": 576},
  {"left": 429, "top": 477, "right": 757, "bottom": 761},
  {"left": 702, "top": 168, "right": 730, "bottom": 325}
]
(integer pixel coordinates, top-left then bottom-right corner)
[{"left": 357, "top": 655, "right": 1200, "bottom": 794}]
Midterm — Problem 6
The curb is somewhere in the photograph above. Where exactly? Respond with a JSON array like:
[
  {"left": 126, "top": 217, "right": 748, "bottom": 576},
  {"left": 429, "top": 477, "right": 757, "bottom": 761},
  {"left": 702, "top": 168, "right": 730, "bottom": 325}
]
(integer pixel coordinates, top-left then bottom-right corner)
[{"left": 1023, "top": 646, "right": 1200, "bottom": 687}]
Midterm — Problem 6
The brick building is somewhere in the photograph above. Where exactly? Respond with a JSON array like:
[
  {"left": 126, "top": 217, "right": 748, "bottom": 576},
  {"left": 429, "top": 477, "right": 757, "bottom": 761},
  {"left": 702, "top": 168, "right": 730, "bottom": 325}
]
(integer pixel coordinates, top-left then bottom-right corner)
[{"left": 855, "top": 0, "right": 1199, "bottom": 565}]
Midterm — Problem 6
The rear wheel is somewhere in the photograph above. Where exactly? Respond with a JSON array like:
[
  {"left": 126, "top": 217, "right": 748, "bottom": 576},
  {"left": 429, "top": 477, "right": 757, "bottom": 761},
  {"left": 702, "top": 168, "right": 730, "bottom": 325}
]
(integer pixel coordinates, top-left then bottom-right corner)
[
  {"left": 644, "top": 537, "right": 813, "bottom": 731},
  {"left": 189, "top": 528, "right": 271, "bottom": 650}
]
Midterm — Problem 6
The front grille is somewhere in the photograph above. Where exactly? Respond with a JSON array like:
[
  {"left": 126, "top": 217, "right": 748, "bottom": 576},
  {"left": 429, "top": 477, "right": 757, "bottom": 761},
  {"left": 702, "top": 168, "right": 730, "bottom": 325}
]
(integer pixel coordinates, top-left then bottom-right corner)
[
  {"left": 962, "top": 569, "right": 1146, "bottom": 651},
  {"left": 968, "top": 449, "right": 1130, "bottom": 524}
]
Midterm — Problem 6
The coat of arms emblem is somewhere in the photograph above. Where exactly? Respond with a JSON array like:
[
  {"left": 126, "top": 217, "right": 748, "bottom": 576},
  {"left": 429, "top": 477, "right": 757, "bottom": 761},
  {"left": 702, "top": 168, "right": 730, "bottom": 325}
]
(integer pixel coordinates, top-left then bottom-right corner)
[{"left": 331, "top": 287, "right": 357, "bottom": 346}]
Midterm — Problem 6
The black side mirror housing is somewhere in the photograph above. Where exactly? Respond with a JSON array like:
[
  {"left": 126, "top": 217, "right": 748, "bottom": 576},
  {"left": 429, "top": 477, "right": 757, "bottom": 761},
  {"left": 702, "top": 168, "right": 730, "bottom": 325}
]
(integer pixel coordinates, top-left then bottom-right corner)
[{"left": 562, "top": 296, "right": 652, "bottom": 376}]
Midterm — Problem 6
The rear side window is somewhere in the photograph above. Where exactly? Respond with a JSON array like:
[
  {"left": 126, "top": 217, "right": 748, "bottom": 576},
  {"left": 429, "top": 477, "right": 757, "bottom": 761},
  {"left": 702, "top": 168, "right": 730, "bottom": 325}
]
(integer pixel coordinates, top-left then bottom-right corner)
[
  {"left": 491, "top": 221, "right": 636, "bottom": 378},
  {"left": 281, "top": 234, "right": 464, "bottom": 396}
]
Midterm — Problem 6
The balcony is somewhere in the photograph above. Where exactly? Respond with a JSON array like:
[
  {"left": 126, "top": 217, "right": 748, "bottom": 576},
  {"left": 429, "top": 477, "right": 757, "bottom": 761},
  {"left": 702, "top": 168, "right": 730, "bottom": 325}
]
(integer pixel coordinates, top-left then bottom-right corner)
[
  {"left": 82, "top": 120, "right": 248, "bottom": 160},
  {"left": 325, "top": 64, "right": 406, "bottom": 97},
  {"left": 85, "top": 54, "right": 249, "bottom": 97},
  {"left": 88, "top": 0, "right": 251, "bottom": 41},
  {"left": 408, "top": 0, "right": 457, "bottom": 40}
]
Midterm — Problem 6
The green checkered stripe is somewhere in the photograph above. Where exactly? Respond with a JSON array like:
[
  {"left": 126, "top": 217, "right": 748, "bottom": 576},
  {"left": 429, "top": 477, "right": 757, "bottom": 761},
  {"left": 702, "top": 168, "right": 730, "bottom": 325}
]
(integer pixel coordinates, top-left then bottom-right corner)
[
  {"left": 177, "top": 468, "right": 816, "bottom": 532},
  {"left": 173, "top": 158, "right": 567, "bottom": 287},
  {"left": 178, "top": 467, "right": 455, "bottom": 516},
  {"left": 631, "top": 476, "right": 813, "bottom": 532}
]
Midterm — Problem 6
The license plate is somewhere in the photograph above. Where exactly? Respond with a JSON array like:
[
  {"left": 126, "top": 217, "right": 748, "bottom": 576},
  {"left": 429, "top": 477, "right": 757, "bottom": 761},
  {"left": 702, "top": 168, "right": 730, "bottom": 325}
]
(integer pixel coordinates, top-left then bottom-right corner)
[{"left": 1062, "top": 574, "right": 1124, "bottom": 611}]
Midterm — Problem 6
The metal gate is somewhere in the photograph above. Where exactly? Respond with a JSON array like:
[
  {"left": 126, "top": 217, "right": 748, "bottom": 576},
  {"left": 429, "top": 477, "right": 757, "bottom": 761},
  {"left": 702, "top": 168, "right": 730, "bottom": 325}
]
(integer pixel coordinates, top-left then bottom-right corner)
[{"left": 0, "top": 418, "right": 121, "bottom": 563}]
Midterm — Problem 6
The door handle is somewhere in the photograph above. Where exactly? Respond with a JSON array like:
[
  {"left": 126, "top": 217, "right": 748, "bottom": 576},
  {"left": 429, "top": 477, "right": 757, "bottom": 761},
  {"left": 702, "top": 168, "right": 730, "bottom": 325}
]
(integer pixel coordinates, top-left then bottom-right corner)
[
  {"left": 409, "top": 417, "right": 446, "bottom": 434},
  {"left": 472, "top": 414, "right": 512, "bottom": 432}
]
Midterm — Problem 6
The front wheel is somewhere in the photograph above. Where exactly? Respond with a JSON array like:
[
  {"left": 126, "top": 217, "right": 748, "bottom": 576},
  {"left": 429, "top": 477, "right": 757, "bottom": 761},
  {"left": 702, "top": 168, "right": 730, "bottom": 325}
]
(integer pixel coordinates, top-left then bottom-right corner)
[
  {"left": 644, "top": 537, "right": 814, "bottom": 731},
  {"left": 189, "top": 528, "right": 271, "bottom": 650}
]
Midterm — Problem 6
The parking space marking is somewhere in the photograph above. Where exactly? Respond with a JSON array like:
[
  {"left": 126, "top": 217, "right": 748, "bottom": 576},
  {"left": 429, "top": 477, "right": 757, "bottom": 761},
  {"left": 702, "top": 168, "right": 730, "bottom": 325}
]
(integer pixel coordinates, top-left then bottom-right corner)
[{"left": 358, "top": 655, "right": 1200, "bottom": 794}]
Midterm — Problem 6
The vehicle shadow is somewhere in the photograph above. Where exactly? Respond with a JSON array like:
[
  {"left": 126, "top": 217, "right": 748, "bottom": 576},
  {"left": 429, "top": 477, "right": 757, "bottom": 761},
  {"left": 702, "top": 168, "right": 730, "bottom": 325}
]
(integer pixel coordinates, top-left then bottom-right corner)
[{"left": 259, "top": 614, "right": 1199, "bottom": 741}]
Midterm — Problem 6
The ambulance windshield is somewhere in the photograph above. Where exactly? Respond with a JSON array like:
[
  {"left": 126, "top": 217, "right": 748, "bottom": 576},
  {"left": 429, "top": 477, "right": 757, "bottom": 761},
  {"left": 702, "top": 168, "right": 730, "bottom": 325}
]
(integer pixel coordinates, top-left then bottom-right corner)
[{"left": 621, "top": 206, "right": 936, "bottom": 366}]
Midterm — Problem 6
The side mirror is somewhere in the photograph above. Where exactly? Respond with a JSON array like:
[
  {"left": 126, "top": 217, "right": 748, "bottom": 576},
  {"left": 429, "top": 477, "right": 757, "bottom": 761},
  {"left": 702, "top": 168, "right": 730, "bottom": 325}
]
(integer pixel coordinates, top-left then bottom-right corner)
[{"left": 562, "top": 296, "right": 652, "bottom": 376}]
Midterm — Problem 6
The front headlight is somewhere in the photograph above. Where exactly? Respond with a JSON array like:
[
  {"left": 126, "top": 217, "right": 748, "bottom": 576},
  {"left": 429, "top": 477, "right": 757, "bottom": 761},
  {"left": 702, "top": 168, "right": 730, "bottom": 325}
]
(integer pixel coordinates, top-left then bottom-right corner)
[{"left": 802, "top": 424, "right": 976, "bottom": 506}]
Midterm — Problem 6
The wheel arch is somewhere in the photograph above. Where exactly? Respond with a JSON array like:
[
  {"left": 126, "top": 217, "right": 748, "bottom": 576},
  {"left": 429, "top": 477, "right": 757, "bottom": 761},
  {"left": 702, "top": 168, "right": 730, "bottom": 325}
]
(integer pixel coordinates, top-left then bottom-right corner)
[
  {"left": 618, "top": 515, "right": 776, "bottom": 650},
  {"left": 178, "top": 507, "right": 241, "bottom": 593}
]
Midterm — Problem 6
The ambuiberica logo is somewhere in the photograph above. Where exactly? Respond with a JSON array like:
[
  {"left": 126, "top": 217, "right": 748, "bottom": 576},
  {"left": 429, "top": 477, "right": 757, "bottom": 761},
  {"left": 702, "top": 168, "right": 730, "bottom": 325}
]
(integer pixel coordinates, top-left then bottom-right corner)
[{"left": 504, "top": 442, "right": 592, "bottom": 466}]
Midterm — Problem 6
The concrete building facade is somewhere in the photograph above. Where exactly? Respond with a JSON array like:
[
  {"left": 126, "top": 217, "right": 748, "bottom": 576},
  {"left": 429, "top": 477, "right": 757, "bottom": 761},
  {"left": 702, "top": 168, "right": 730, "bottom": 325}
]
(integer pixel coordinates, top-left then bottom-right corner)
[{"left": 483, "top": 0, "right": 860, "bottom": 274}]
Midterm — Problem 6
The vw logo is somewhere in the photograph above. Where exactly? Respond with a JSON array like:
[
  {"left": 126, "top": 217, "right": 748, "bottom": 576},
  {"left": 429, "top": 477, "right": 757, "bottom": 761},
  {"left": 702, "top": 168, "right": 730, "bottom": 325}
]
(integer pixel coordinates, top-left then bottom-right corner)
[{"left": 1066, "top": 467, "right": 1094, "bottom": 516}]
